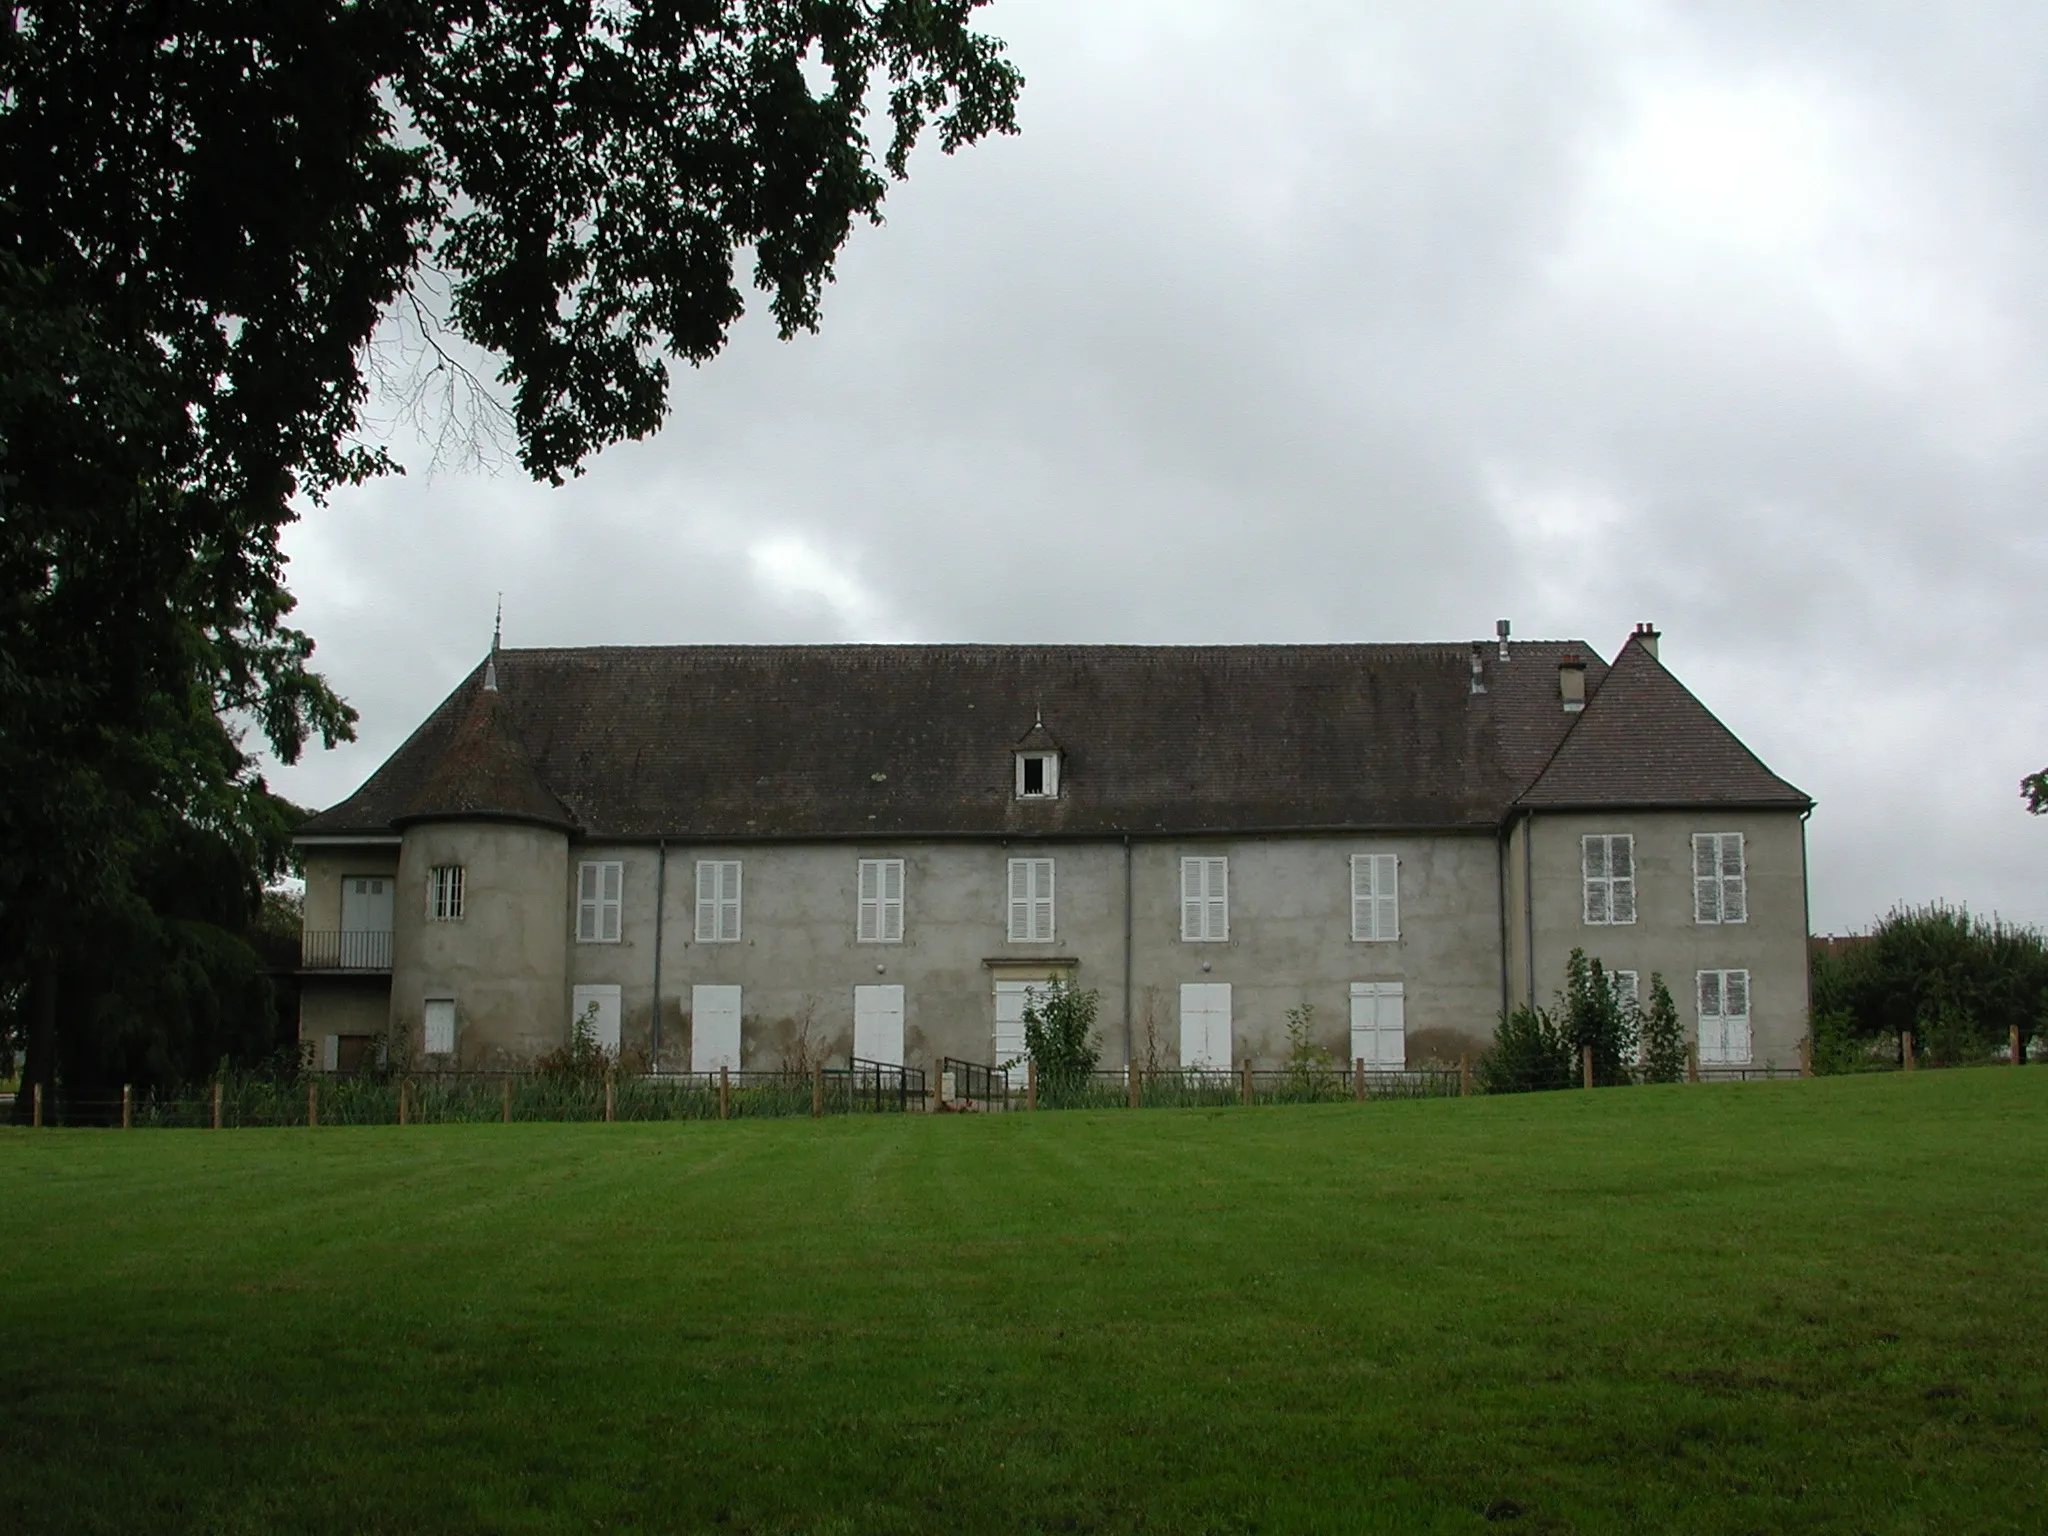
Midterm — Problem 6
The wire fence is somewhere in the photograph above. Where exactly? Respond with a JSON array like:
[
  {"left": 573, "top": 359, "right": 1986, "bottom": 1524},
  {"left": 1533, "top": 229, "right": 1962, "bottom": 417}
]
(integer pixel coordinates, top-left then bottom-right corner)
[{"left": 9, "top": 1028, "right": 2022, "bottom": 1128}]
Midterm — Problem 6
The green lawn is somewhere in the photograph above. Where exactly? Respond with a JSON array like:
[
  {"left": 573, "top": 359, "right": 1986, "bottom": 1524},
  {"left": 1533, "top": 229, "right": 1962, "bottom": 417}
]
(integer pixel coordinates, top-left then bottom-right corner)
[{"left": 3, "top": 1073, "right": 2044, "bottom": 1534}]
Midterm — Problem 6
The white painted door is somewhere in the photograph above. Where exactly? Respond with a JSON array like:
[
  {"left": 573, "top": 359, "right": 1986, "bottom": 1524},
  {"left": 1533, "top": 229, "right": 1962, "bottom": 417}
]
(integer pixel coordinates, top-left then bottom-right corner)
[
  {"left": 340, "top": 876, "right": 394, "bottom": 967},
  {"left": 854, "top": 984, "right": 906, "bottom": 1067},
  {"left": 1350, "top": 982, "right": 1406, "bottom": 1068},
  {"left": 690, "top": 985, "right": 742, "bottom": 1072},
  {"left": 424, "top": 998, "right": 456, "bottom": 1056},
  {"left": 1179, "top": 982, "right": 1232, "bottom": 1069},
  {"left": 572, "top": 983, "right": 622, "bottom": 1054}
]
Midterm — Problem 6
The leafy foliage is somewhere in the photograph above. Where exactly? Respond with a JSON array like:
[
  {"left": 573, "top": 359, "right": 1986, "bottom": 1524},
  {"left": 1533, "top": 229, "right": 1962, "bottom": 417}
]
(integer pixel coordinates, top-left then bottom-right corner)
[
  {"left": 0, "top": 2, "right": 1020, "bottom": 1111},
  {"left": 1479, "top": 1002, "right": 1576, "bottom": 1094},
  {"left": 1811, "top": 905, "right": 2048, "bottom": 1070},
  {"left": 1022, "top": 979, "right": 1102, "bottom": 1106},
  {"left": 1560, "top": 948, "right": 1637, "bottom": 1087},
  {"left": 1637, "top": 973, "right": 1688, "bottom": 1084},
  {"left": 1282, "top": 1000, "right": 1334, "bottom": 1094}
]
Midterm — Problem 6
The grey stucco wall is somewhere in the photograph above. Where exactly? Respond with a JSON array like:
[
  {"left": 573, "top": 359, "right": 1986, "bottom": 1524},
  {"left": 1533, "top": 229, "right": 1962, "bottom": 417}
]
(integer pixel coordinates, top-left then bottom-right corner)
[
  {"left": 1518, "top": 809, "right": 1811, "bottom": 1069},
  {"left": 557, "top": 833, "right": 1506, "bottom": 1071},
  {"left": 392, "top": 821, "right": 571, "bottom": 1066}
]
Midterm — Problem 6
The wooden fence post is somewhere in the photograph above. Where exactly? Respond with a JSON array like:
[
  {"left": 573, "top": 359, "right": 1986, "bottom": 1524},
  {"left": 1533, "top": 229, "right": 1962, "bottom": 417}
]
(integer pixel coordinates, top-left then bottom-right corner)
[
  {"left": 1686, "top": 1044, "right": 1700, "bottom": 1083},
  {"left": 1459, "top": 1052, "right": 1471, "bottom": 1098},
  {"left": 811, "top": 1063, "right": 824, "bottom": 1119},
  {"left": 1799, "top": 1036, "right": 1812, "bottom": 1078},
  {"left": 212, "top": 1080, "right": 223, "bottom": 1130},
  {"left": 1128, "top": 1059, "right": 1140, "bottom": 1110},
  {"left": 605, "top": 1070, "right": 616, "bottom": 1123},
  {"left": 1027, "top": 1058, "right": 1038, "bottom": 1112},
  {"left": 1353, "top": 1057, "right": 1364, "bottom": 1102},
  {"left": 1581, "top": 1045, "right": 1594, "bottom": 1090},
  {"left": 307, "top": 1079, "right": 318, "bottom": 1129},
  {"left": 1902, "top": 1030, "right": 1916, "bottom": 1072},
  {"left": 2012, "top": 1025, "right": 2023, "bottom": 1066},
  {"left": 33, "top": 1082, "right": 42, "bottom": 1128},
  {"left": 502, "top": 1077, "right": 512, "bottom": 1124},
  {"left": 121, "top": 1084, "right": 132, "bottom": 1129},
  {"left": 718, "top": 1065, "right": 729, "bottom": 1122},
  {"left": 1241, "top": 1058, "right": 1252, "bottom": 1108},
  {"left": 398, "top": 1078, "right": 409, "bottom": 1126}
]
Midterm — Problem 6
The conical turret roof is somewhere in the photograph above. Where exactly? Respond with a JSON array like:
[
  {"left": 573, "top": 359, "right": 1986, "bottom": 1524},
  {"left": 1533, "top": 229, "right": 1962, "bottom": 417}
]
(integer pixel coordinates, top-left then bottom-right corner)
[{"left": 391, "top": 668, "right": 575, "bottom": 831}]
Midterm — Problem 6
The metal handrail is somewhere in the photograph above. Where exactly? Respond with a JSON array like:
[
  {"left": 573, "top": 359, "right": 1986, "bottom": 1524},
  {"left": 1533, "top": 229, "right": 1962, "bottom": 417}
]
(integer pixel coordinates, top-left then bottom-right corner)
[{"left": 299, "top": 929, "right": 393, "bottom": 970}]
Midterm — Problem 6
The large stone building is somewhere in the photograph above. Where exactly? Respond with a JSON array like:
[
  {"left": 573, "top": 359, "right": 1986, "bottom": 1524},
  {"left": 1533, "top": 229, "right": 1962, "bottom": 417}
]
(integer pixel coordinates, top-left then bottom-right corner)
[{"left": 293, "top": 627, "right": 1813, "bottom": 1076}]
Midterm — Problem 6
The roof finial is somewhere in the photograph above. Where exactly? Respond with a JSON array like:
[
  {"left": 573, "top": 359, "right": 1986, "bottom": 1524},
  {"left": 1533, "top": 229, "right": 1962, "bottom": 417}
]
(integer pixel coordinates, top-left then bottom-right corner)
[{"left": 484, "top": 596, "right": 502, "bottom": 692}]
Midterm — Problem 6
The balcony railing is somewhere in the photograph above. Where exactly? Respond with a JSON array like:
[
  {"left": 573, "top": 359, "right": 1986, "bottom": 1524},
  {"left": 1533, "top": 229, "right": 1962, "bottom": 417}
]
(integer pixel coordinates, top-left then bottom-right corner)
[{"left": 301, "top": 929, "right": 393, "bottom": 972}]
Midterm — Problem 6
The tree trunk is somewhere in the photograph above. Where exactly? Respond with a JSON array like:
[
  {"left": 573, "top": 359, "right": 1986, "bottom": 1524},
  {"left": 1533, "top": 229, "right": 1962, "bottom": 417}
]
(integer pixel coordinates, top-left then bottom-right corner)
[{"left": 15, "top": 955, "right": 58, "bottom": 1125}]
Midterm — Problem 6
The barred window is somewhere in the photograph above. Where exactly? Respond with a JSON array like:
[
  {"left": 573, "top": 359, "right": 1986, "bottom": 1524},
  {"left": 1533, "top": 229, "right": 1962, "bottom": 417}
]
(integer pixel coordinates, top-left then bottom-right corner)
[{"left": 428, "top": 865, "right": 465, "bottom": 922}]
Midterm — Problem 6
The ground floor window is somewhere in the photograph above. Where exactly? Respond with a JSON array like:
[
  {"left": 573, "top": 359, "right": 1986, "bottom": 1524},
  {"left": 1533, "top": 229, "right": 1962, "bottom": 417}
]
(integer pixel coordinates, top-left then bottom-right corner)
[
  {"left": 1349, "top": 981, "right": 1406, "bottom": 1069},
  {"left": 1697, "top": 969, "right": 1752, "bottom": 1064}
]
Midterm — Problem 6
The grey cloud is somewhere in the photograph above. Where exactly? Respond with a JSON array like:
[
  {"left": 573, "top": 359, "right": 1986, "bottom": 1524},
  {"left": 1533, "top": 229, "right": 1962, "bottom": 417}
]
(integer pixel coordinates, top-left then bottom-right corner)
[{"left": 269, "top": 0, "right": 2048, "bottom": 932}]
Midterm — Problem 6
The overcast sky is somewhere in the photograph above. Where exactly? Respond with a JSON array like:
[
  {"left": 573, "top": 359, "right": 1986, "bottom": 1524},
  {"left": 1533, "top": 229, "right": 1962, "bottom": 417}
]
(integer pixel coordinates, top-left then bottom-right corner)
[{"left": 268, "top": 0, "right": 2048, "bottom": 935}]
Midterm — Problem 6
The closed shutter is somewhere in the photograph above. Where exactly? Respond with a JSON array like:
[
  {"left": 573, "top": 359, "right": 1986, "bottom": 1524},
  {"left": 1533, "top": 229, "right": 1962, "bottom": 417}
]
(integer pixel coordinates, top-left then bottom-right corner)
[
  {"left": 578, "top": 862, "right": 600, "bottom": 940},
  {"left": 1351, "top": 854, "right": 1399, "bottom": 941},
  {"left": 578, "top": 862, "right": 623, "bottom": 942},
  {"left": 424, "top": 998, "right": 456, "bottom": 1056},
  {"left": 1693, "top": 835, "right": 1721, "bottom": 923},
  {"left": 1009, "top": 859, "right": 1054, "bottom": 942},
  {"left": 1697, "top": 971, "right": 1725, "bottom": 1063},
  {"left": 881, "top": 859, "right": 904, "bottom": 942},
  {"left": 601, "top": 862, "right": 622, "bottom": 941},
  {"left": 1181, "top": 857, "right": 1227, "bottom": 941},
  {"left": 1724, "top": 969, "right": 1751, "bottom": 1061},
  {"left": 1179, "top": 982, "right": 1231, "bottom": 1069},
  {"left": 1349, "top": 982, "right": 1406, "bottom": 1068},
  {"left": 697, "top": 861, "right": 740, "bottom": 941},
  {"left": 1583, "top": 837, "right": 1609, "bottom": 924},
  {"left": 690, "top": 985, "right": 742, "bottom": 1072},
  {"left": 993, "top": 981, "right": 1032, "bottom": 1079},
  {"left": 1722, "top": 836, "right": 1747, "bottom": 923},
  {"left": 1610, "top": 836, "right": 1635, "bottom": 922},
  {"left": 854, "top": 984, "right": 906, "bottom": 1067},
  {"left": 858, "top": 860, "right": 881, "bottom": 943}
]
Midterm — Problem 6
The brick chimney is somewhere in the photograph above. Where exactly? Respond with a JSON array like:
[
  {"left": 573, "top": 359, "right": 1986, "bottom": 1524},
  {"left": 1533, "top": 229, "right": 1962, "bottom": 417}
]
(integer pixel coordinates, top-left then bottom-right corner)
[
  {"left": 1631, "top": 622, "right": 1660, "bottom": 660},
  {"left": 1559, "top": 652, "right": 1587, "bottom": 713}
]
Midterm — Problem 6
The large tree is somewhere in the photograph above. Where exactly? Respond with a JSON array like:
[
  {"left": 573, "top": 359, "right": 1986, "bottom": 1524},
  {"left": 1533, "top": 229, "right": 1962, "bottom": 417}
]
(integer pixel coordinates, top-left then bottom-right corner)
[{"left": 0, "top": 2, "right": 1021, "bottom": 1112}]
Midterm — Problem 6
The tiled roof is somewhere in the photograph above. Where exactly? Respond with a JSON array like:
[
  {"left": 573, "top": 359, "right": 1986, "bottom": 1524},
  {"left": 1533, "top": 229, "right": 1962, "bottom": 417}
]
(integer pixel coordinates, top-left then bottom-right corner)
[
  {"left": 1515, "top": 635, "right": 1810, "bottom": 810},
  {"left": 389, "top": 674, "right": 576, "bottom": 831},
  {"left": 300, "top": 641, "right": 1634, "bottom": 840}
]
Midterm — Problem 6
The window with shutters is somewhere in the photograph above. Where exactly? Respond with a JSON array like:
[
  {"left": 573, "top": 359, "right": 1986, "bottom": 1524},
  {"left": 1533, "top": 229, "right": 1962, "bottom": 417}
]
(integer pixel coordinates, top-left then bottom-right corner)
[
  {"left": 1696, "top": 968, "right": 1752, "bottom": 1064},
  {"left": 576, "top": 860, "right": 624, "bottom": 943},
  {"left": 423, "top": 998, "right": 456, "bottom": 1055},
  {"left": 858, "top": 858, "right": 905, "bottom": 943},
  {"left": 428, "top": 865, "right": 465, "bottom": 921},
  {"left": 1180, "top": 856, "right": 1229, "bottom": 941},
  {"left": 1581, "top": 835, "right": 1635, "bottom": 924},
  {"left": 1016, "top": 752, "right": 1060, "bottom": 799},
  {"left": 1611, "top": 970, "right": 1639, "bottom": 1005},
  {"left": 1350, "top": 853, "right": 1399, "bottom": 942},
  {"left": 1007, "top": 857, "right": 1055, "bottom": 942},
  {"left": 695, "top": 860, "right": 742, "bottom": 942},
  {"left": 1692, "top": 833, "right": 1748, "bottom": 924}
]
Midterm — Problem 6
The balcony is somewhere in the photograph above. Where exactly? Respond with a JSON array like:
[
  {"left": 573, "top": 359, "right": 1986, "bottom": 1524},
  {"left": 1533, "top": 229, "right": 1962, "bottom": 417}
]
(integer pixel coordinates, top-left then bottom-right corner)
[{"left": 300, "top": 929, "right": 394, "bottom": 972}]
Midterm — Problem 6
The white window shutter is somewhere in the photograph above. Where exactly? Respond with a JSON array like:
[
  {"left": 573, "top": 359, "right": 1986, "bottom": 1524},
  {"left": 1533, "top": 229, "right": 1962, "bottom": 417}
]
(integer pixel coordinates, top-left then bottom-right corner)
[
  {"left": 601, "top": 862, "right": 622, "bottom": 941},
  {"left": 721, "top": 863, "right": 741, "bottom": 941},
  {"left": 1693, "top": 834, "right": 1719, "bottom": 923},
  {"left": 1351, "top": 856, "right": 1372, "bottom": 940},
  {"left": 1373, "top": 854, "right": 1398, "bottom": 940},
  {"left": 696, "top": 861, "right": 716, "bottom": 942},
  {"left": 1009, "top": 859, "right": 1031, "bottom": 941},
  {"left": 1723, "top": 835, "right": 1747, "bottom": 923},
  {"left": 1182, "top": 858, "right": 1204, "bottom": 940},
  {"left": 882, "top": 860, "right": 904, "bottom": 942},
  {"left": 858, "top": 860, "right": 880, "bottom": 943},
  {"left": 1583, "top": 837, "right": 1609, "bottom": 924},
  {"left": 1033, "top": 859, "right": 1054, "bottom": 941},
  {"left": 1208, "top": 858, "right": 1228, "bottom": 940}
]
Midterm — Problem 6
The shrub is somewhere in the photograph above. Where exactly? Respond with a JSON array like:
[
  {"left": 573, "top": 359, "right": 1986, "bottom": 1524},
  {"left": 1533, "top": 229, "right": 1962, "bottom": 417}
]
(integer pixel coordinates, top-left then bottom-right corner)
[
  {"left": 1560, "top": 948, "right": 1636, "bottom": 1086},
  {"left": 534, "top": 1002, "right": 613, "bottom": 1082},
  {"left": 1282, "top": 1001, "right": 1335, "bottom": 1095},
  {"left": 1637, "top": 974, "right": 1688, "bottom": 1084},
  {"left": 1812, "top": 905, "right": 2048, "bottom": 1066},
  {"left": 1023, "top": 979, "right": 1102, "bottom": 1106},
  {"left": 1479, "top": 1002, "right": 1575, "bottom": 1093}
]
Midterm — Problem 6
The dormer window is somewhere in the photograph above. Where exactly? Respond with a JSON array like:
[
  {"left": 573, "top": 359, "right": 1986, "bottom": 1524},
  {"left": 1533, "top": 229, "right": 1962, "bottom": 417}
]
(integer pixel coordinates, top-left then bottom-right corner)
[{"left": 1016, "top": 751, "right": 1060, "bottom": 799}]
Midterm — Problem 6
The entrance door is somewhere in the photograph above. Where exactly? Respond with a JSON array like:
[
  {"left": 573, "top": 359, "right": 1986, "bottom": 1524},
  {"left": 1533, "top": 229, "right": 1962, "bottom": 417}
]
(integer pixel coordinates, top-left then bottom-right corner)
[
  {"left": 690, "top": 985, "right": 742, "bottom": 1072},
  {"left": 572, "top": 984, "right": 623, "bottom": 1054},
  {"left": 993, "top": 981, "right": 1034, "bottom": 1086},
  {"left": 854, "top": 984, "right": 905, "bottom": 1067},
  {"left": 340, "top": 876, "right": 394, "bottom": 968},
  {"left": 1179, "top": 982, "right": 1232, "bottom": 1069},
  {"left": 1350, "top": 982, "right": 1406, "bottom": 1069}
]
